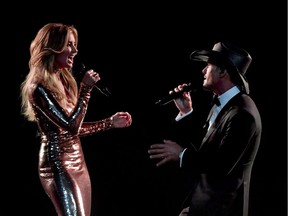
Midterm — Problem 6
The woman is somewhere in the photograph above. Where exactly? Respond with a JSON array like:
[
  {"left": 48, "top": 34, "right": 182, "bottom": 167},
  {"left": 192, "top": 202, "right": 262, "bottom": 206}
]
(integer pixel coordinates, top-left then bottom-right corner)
[{"left": 20, "top": 23, "right": 132, "bottom": 216}]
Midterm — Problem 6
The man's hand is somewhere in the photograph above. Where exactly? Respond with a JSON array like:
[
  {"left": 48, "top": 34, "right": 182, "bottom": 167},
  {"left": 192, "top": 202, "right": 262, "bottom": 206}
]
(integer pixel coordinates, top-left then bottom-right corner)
[{"left": 148, "top": 139, "right": 184, "bottom": 167}]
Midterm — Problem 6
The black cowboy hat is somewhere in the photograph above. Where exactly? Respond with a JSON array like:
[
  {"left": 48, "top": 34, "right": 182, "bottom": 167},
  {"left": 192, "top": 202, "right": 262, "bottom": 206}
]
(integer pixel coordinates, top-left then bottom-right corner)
[{"left": 190, "top": 41, "right": 252, "bottom": 94}]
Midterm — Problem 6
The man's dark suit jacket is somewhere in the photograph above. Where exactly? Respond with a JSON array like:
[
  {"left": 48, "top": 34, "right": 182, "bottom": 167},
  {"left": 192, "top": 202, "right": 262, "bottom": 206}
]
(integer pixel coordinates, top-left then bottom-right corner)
[{"left": 179, "top": 92, "right": 262, "bottom": 216}]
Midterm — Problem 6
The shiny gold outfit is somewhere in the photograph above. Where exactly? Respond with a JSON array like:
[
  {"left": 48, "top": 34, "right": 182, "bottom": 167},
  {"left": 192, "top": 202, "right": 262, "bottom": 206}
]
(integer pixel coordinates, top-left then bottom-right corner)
[{"left": 31, "top": 83, "right": 113, "bottom": 216}]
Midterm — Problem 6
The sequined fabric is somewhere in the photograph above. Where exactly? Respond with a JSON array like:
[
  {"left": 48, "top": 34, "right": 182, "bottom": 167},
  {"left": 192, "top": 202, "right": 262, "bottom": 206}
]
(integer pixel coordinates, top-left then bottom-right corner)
[{"left": 31, "top": 83, "right": 113, "bottom": 216}]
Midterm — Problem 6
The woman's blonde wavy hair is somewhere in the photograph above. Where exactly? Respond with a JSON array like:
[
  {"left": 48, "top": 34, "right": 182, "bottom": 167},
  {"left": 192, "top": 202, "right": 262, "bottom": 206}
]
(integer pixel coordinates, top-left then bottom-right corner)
[{"left": 20, "top": 23, "right": 79, "bottom": 121}]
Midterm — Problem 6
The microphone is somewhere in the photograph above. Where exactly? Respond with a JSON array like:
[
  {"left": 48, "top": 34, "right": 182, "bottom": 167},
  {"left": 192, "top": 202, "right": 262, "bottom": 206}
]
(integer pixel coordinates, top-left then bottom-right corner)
[
  {"left": 155, "top": 83, "right": 195, "bottom": 106},
  {"left": 94, "top": 79, "right": 112, "bottom": 97},
  {"left": 75, "top": 63, "right": 112, "bottom": 97}
]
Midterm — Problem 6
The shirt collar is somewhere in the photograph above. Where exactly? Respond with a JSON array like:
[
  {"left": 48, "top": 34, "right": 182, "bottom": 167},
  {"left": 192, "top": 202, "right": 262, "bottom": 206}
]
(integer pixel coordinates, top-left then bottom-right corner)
[{"left": 218, "top": 86, "right": 240, "bottom": 108}]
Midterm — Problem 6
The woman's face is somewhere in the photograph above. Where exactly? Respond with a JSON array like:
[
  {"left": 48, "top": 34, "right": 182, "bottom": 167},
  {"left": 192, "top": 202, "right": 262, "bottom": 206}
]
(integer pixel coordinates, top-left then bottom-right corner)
[{"left": 54, "top": 31, "right": 78, "bottom": 69}]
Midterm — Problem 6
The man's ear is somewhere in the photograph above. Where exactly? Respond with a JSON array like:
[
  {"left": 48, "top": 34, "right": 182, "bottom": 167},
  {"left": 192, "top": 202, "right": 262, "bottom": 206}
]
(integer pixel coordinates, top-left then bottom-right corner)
[{"left": 219, "top": 69, "right": 227, "bottom": 77}]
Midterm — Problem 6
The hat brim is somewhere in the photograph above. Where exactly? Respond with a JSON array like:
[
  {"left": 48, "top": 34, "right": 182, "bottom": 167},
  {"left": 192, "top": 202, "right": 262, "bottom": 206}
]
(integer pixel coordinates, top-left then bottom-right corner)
[
  {"left": 190, "top": 50, "right": 211, "bottom": 62},
  {"left": 190, "top": 50, "right": 228, "bottom": 63}
]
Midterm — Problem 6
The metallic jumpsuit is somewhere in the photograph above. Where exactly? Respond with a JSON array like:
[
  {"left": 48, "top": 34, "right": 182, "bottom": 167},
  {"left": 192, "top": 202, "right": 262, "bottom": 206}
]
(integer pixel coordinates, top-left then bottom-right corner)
[{"left": 30, "top": 83, "right": 113, "bottom": 216}]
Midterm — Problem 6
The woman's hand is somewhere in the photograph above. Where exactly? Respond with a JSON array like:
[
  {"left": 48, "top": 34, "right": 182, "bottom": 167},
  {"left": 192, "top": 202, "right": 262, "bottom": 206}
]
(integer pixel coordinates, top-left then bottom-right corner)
[
  {"left": 82, "top": 69, "right": 100, "bottom": 87},
  {"left": 111, "top": 112, "right": 132, "bottom": 128}
]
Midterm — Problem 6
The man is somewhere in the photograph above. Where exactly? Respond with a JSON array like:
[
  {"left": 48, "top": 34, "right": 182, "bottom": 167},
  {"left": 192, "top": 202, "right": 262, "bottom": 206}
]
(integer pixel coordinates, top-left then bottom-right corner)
[{"left": 148, "top": 41, "right": 262, "bottom": 216}]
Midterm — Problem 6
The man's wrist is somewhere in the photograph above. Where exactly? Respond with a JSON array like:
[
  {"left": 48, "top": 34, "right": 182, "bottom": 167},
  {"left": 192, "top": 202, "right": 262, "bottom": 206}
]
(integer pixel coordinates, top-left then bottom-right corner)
[{"left": 175, "top": 109, "right": 193, "bottom": 121}]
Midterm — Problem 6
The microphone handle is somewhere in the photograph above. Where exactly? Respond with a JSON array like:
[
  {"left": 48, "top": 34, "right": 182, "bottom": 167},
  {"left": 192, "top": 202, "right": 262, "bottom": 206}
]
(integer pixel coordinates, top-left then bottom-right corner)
[
  {"left": 94, "top": 81, "right": 112, "bottom": 97},
  {"left": 155, "top": 83, "right": 195, "bottom": 106}
]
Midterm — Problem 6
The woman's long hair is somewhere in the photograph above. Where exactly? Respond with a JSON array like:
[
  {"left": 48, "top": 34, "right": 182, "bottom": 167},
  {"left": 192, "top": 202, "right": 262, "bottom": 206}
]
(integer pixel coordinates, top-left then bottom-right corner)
[{"left": 20, "top": 23, "right": 79, "bottom": 121}]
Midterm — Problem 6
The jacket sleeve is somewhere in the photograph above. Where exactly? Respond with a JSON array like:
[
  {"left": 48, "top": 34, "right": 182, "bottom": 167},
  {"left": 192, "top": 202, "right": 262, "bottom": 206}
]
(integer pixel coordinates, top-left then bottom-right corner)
[{"left": 32, "top": 83, "right": 93, "bottom": 135}]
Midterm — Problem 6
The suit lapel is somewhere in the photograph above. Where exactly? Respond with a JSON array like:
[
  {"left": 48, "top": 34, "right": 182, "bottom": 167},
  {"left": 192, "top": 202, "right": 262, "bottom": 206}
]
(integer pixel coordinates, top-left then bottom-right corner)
[{"left": 200, "top": 93, "right": 242, "bottom": 149}]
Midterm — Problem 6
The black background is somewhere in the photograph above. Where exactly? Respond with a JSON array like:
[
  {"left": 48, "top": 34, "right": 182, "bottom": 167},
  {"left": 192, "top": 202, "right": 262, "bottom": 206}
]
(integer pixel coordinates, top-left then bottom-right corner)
[{"left": 5, "top": 2, "right": 287, "bottom": 216}]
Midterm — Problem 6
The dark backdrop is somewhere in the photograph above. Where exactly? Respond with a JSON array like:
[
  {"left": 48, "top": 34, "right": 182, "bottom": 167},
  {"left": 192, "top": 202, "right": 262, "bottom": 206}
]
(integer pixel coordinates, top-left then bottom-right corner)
[{"left": 5, "top": 2, "right": 287, "bottom": 216}]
